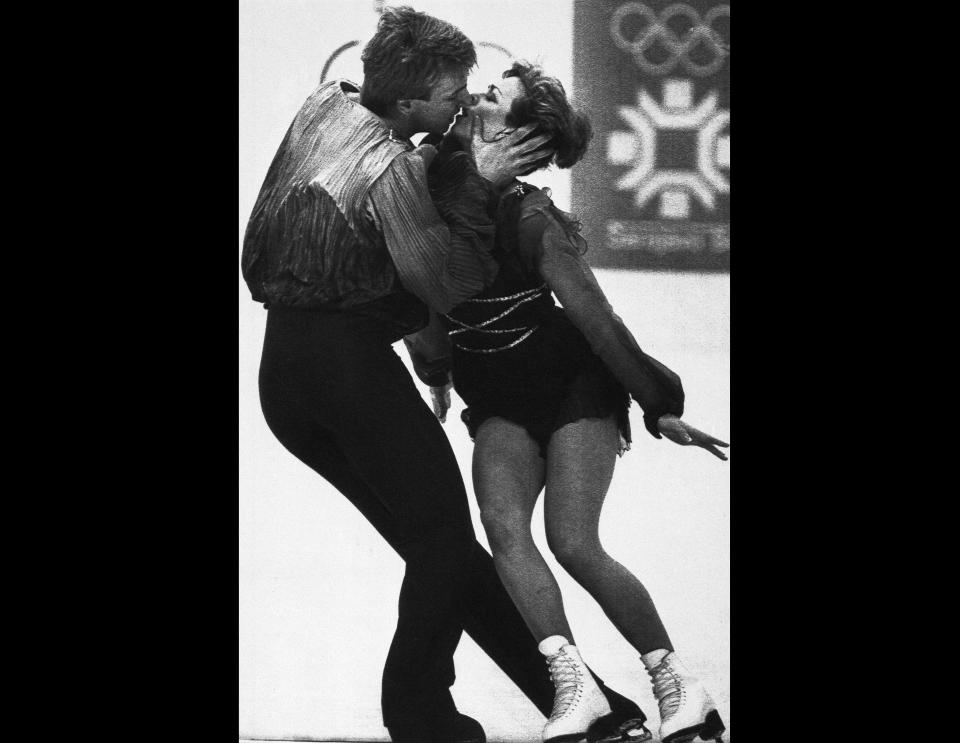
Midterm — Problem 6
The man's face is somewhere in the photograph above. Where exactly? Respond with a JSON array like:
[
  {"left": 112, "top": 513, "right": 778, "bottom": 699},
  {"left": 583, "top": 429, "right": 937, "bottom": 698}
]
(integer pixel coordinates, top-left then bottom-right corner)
[{"left": 408, "top": 70, "right": 471, "bottom": 136}]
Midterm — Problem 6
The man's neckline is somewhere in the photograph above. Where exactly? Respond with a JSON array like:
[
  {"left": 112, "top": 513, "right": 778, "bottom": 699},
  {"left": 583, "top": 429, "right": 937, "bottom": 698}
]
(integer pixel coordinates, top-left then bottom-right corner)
[{"left": 332, "top": 78, "right": 412, "bottom": 147}]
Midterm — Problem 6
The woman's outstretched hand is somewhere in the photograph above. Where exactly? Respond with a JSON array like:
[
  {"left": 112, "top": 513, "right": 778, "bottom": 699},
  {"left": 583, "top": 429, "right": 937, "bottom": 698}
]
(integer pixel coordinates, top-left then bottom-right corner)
[
  {"left": 657, "top": 414, "right": 729, "bottom": 461},
  {"left": 430, "top": 381, "right": 453, "bottom": 423}
]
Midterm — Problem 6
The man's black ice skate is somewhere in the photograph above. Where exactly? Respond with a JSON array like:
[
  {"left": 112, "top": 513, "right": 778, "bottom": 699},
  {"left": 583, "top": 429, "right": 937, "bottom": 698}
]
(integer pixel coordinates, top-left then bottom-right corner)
[
  {"left": 388, "top": 711, "right": 486, "bottom": 743},
  {"left": 437, "top": 712, "right": 486, "bottom": 743}
]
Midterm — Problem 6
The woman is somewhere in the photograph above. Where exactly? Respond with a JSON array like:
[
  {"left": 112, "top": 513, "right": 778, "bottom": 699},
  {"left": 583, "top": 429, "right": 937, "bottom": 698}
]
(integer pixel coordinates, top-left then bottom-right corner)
[{"left": 411, "top": 62, "right": 728, "bottom": 743}]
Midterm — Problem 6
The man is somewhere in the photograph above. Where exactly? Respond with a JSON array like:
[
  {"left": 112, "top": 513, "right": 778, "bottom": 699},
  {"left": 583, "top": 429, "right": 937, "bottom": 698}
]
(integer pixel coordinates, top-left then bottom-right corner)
[{"left": 242, "top": 6, "right": 648, "bottom": 742}]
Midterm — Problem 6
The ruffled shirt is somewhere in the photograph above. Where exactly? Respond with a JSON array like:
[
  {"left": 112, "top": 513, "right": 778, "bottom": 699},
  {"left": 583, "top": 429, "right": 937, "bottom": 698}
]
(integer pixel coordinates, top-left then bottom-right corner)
[{"left": 241, "top": 80, "right": 498, "bottom": 336}]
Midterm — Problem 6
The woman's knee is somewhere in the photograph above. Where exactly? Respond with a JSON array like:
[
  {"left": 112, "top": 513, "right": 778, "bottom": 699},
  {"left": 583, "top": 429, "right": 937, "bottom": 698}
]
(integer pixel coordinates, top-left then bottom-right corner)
[
  {"left": 546, "top": 528, "right": 605, "bottom": 575},
  {"left": 479, "top": 503, "right": 533, "bottom": 557}
]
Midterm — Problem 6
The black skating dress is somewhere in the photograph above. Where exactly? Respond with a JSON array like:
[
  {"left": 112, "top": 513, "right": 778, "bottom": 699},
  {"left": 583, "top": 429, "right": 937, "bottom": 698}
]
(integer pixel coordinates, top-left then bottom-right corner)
[{"left": 412, "top": 145, "right": 686, "bottom": 459}]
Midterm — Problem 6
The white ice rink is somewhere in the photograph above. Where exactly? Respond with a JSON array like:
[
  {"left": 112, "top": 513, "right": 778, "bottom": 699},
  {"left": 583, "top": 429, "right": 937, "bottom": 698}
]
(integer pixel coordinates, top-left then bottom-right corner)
[
  {"left": 239, "top": 269, "right": 730, "bottom": 743},
  {"left": 240, "top": 3, "right": 729, "bottom": 741}
]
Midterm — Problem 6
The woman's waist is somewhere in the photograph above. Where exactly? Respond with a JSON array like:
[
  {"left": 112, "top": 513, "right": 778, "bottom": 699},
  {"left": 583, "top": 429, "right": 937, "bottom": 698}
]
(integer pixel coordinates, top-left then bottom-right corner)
[
  {"left": 445, "top": 281, "right": 551, "bottom": 321},
  {"left": 450, "top": 312, "right": 590, "bottom": 377},
  {"left": 449, "top": 305, "right": 582, "bottom": 350},
  {"left": 443, "top": 285, "right": 557, "bottom": 352}
]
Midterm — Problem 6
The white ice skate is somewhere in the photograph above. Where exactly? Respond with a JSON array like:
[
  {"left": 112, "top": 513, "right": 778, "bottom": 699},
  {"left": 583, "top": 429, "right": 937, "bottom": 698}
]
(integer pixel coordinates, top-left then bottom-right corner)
[
  {"left": 539, "top": 635, "right": 614, "bottom": 743},
  {"left": 648, "top": 653, "right": 725, "bottom": 743}
]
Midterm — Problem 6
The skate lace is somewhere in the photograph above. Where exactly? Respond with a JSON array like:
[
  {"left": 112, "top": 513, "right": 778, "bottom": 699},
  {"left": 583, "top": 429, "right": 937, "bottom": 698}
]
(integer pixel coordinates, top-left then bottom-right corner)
[
  {"left": 546, "top": 650, "right": 582, "bottom": 719},
  {"left": 650, "top": 661, "right": 682, "bottom": 721}
]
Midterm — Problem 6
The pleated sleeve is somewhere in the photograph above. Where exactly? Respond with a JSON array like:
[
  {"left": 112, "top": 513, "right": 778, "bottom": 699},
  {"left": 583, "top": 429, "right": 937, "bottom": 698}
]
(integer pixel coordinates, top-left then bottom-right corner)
[{"left": 367, "top": 147, "right": 498, "bottom": 314}]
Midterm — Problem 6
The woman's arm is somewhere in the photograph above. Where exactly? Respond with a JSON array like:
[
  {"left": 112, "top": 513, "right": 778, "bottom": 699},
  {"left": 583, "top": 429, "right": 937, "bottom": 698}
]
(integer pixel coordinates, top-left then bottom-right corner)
[{"left": 520, "top": 199, "right": 685, "bottom": 438}]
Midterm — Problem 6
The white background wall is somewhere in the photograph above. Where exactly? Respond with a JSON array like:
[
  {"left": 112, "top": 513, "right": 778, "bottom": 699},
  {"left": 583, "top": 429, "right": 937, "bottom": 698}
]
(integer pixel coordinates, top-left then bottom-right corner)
[{"left": 239, "top": 2, "right": 730, "bottom": 741}]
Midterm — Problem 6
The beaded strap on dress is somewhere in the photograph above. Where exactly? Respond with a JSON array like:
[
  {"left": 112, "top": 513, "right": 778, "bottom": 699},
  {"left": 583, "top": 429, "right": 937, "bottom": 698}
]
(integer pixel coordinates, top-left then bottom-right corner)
[{"left": 443, "top": 283, "right": 548, "bottom": 354}]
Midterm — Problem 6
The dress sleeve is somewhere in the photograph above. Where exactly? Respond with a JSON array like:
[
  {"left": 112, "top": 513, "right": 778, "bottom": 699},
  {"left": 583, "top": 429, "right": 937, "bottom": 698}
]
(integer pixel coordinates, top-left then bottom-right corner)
[
  {"left": 403, "top": 309, "right": 453, "bottom": 387},
  {"left": 521, "top": 198, "right": 685, "bottom": 438},
  {"left": 367, "top": 147, "right": 498, "bottom": 314}
]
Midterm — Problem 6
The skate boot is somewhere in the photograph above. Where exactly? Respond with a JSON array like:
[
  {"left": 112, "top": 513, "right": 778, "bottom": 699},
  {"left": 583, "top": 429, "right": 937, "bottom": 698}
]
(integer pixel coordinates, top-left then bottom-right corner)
[
  {"left": 648, "top": 653, "right": 725, "bottom": 743},
  {"left": 539, "top": 635, "right": 615, "bottom": 743}
]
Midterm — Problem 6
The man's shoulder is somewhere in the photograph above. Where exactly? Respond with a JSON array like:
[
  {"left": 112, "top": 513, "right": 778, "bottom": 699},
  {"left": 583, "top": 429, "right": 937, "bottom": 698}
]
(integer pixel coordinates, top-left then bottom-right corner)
[
  {"left": 298, "top": 92, "right": 404, "bottom": 161},
  {"left": 299, "top": 78, "right": 364, "bottom": 125}
]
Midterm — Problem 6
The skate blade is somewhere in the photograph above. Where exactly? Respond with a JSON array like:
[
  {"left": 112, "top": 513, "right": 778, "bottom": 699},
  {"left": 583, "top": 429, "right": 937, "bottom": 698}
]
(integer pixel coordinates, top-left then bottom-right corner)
[
  {"left": 544, "top": 734, "right": 590, "bottom": 743},
  {"left": 662, "top": 709, "right": 726, "bottom": 743},
  {"left": 588, "top": 717, "right": 652, "bottom": 743},
  {"left": 592, "top": 728, "right": 652, "bottom": 743}
]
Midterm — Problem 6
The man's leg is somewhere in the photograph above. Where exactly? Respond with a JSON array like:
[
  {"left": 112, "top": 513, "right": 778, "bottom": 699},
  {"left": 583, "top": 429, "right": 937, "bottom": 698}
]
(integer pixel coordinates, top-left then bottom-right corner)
[{"left": 261, "top": 357, "right": 474, "bottom": 728}]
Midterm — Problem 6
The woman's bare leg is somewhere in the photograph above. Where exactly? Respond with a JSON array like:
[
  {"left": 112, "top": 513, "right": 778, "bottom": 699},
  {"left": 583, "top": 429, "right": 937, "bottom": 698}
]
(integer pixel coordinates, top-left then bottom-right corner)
[
  {"left": 545, "top": 416, "right": 727, "bottom": 742},
  {"left": 544, "top": 415, "right": 673, "bottom": 654},
  {"left": 472, "top": 417, "right": 574, "bottom": 643}
]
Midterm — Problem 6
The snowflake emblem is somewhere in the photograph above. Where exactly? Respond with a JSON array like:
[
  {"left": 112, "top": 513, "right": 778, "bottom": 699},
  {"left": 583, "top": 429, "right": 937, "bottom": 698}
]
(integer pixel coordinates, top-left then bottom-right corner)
[{"left": 607, "top": 79, "right": 729, "bottom": 219}]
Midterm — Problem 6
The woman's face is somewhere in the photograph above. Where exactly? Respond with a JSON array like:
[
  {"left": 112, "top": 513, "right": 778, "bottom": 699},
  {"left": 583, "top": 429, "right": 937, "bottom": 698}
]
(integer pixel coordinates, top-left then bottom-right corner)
[{"left": 450, "top": 75, "right": 525, "bottom": 140}]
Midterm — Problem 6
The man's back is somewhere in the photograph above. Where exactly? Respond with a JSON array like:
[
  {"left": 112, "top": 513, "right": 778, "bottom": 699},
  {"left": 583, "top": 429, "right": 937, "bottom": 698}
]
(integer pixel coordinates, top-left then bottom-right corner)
[{"left": 242, "top": 79, "right": 412, "bottom": 311}]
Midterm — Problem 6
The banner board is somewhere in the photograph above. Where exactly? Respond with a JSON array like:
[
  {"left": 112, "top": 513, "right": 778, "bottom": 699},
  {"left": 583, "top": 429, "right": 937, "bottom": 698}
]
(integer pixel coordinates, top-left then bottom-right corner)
[{"left": 572, "top": 1, "right": 730, "bottom": 270}]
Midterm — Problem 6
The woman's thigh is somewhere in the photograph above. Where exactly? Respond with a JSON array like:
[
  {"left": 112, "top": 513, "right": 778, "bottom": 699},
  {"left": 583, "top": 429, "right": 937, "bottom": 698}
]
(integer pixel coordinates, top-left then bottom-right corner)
[
  {"left": 472, "top": 417, "right": 547, "bottom": 544},
  {"left": 543, "top": 414, "right": 621, "bottom": 548}
]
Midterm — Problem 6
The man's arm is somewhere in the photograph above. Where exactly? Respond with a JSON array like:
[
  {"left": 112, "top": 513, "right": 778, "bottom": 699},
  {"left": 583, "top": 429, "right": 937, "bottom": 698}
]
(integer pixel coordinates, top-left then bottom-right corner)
[{"left": 368, "top": 146, "right": 498, "bottom": 314}]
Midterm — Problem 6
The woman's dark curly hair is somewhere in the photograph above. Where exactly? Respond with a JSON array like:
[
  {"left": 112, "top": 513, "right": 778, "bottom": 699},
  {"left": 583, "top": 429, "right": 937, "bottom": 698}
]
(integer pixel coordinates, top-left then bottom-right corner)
[{"left": 502, "top": 60, "right": 592, "bottom": 174}]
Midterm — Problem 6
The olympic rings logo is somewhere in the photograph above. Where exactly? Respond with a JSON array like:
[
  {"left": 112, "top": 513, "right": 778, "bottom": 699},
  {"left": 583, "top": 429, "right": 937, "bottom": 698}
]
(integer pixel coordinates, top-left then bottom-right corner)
[{"left": 610, "top": 3, "right": 730, "bottom": 77}]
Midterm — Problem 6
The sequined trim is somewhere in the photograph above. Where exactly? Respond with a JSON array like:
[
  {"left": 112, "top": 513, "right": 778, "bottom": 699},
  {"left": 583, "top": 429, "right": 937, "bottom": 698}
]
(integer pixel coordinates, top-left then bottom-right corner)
[
  {"left": 444, "top": 284, "right": 548, "bottom": 353},
  {"left": 460, "top": 283, "right": 547, "bottom": 304},
  {"left": 449, "top": 325, "right": 530, "bottom": 336},
  {"left": 445, "top": 293, "right": 543, "bottom": 334},
  {"left": 453, "top": 326, "right": 541, "bottom": 354}
]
